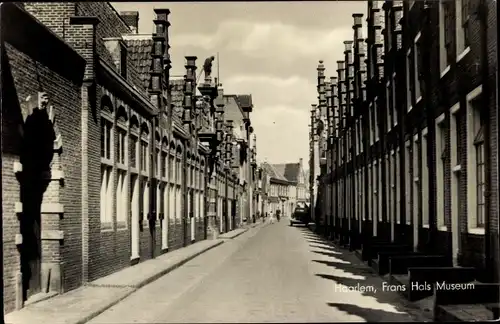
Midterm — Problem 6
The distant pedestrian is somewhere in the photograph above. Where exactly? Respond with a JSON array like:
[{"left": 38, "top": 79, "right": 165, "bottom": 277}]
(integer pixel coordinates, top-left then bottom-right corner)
[{"left": 269, "top": 211, "right": 275, "bottom": 224}]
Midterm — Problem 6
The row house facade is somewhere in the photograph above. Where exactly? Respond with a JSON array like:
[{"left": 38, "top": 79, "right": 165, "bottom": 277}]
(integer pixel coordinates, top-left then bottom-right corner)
[
  {"left": 1, "top": 2, "right": 256, "bottom": 314},
  {"left": 262, "top": 162, "right": 302, "bottom": 217},
  {"left": 313, "top": 0, "right": 498, "bottom": 311}
]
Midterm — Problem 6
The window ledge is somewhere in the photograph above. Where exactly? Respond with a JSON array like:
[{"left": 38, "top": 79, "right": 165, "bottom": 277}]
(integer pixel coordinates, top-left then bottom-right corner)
[
  {"left": 438, "top": 225, "right": 447, "bottom": 231},
  {"left": 468, "top": 227, "right": 485, "bottom": 235},
  {"left": 456, "top": 47, "right": 471, "bottom": 63},
  {"left": 440, "top": 66, "right": 451, "bottom": 78},
  {"left": 408, "top": 105, "right": 413, "bottom": 112},
  {"left": 414, "top": 177, "right": 420, "bottom": 182},
  {"left": 117, "top": 162, "right": 127, "bottom": 170},
  {"left": 452, "top": 165, "right": 462, "bottom": 173},
  {"left": 422, "top": 224, "right": 430, "bottom": 228},
  {"left": 101, "top": 158, "right": 113, "bottom": 165},
  {"left": 101, "top": 222, "right": 114, "bottom": 232}
]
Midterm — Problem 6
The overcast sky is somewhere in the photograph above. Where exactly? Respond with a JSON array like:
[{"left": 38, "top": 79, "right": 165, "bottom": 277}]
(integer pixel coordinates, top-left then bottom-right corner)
[{"left": 111, "top": 1, "right": 367, "bottom": 166}]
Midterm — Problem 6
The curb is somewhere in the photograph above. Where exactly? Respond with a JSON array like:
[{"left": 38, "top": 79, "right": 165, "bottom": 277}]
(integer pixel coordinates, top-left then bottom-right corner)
[
  {"left": 74, "top": 240, "right": 224, "bottom": 324},
  {"left": 219, "top": 228, "right": 249, "bottom": 240}
]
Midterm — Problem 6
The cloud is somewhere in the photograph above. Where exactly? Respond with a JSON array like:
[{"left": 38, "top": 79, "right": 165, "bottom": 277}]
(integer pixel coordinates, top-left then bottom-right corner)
[
  {"left": 250, "top": 105, "right": 310, "bottom": 164},
  {"left": 171, "top": 20, "right": 355, "bottom": 62},
  {"left": 222, "top": 74, "right": 317, "bottom": 111}
]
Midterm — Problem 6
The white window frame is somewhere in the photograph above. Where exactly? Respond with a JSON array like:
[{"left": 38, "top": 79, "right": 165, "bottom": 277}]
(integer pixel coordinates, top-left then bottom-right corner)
[
  {"left": 414, "top": 32, "right": 422, "bottom": 104},
  {"left": 412, "top": 134, "right": 420, "bottom": 226},
  {"left": 385, "top": 154, "right": 391, "bottom": 223},
  {"left": 374, "top": 100, "right": 379, "bottom": 142},
  {"left": 406, "top": 49, "right": 412, "bottom": 111},
  {"left": 421, "top": 128, "right": 429, "bottom": 227},
  {"left": 439, "top": 0, "right": 451, "bottom": 77},
  {"left": 386, "top": 81, "right": 391, "bottom": 131},
  {"left": 405, "top": 140, "right": 412, "bottom": 224},
  {"left": 116, "top": 169, "right": 128, "bottom": 229},
  {"left": 455, "top": 0, "right": 471, "bottom": 63},
  {"left": 390, "top": 150, "right": 396, "bottom": 226},
  {"left": 435, "top": 113, "right": 447, "bottom": 231},
  {"left": 100, "top": 165, "right": 114, "bottom": 230},
  {"left": 369, "top": 103, "right": 374, "bottom": 145},
  {"left": 396, "top": 147, "right": 401, "bottom": 224},
  {"left": 368, "top": 163, "right": 372, "bottom": 221},
  {"left": 466, "top": 85, "right": 485, "bottom": 235},
  {"left": 361, "top": 167, "right": 365, "bottom": 221},
  {"left": 392, "top": 73, "right": 398, "bottom": 126},
  {"left": 378, "top": 158, "right": 383, "bottom": 222}
]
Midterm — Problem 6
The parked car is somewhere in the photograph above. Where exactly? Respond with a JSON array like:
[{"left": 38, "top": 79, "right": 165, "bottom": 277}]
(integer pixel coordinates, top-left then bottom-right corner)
[{"left": 289, "top": 206, "right": 310, "bottom": 226}]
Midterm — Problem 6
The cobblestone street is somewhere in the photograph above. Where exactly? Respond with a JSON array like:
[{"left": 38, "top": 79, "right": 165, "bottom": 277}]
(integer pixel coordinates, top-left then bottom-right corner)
[{"left": 87, "top": 221, "right": 430, "bottom": 323}]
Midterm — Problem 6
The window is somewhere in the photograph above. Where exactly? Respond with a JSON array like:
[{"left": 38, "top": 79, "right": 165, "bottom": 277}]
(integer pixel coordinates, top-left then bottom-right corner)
[
  {"left": 361, "top": 167, "right": 365, "bottom": 220},
  {"left": 396, "top": 148, "right": 401, "bottom": 224},
  {"left": 422, "top": 129, "right": 429, "bottom": 227},
  {"left": 368, "top": 165, "right": 372, "bottom": 220},
  {"left": 413, "top": 136, "right": 420, "bottom": 226},
  {"left": 439, "top": 0, "right": 453, "bottom": 72},
  {"left": 406, "top": 50, "right": 413, "bottom": 111},
  {"left": 461, "top": 0, "right": 470, "bottom": 49},
  {"left": 359, "top": 118, "right": 363, "bottom": 153},
  {"left": 405, "top": 141, "right": 412, "bottom": 224},
  {"left": 169, "top": 155, "right": 174, "bottom": 179},
  {"left": 120, "top": 44, "right": 127, "bottom": 79},
  {"left": 162, "top": 152, "right": 167, "bottom": 178},
  {"left": 130, "top": 135, "right": 139, "bottom": 169},
  {"left": 374, "top": 102, "right": 379, "bottom": 141},
  {"left": 386, "top": 84, "right": 391, "bottom": 130},
  {"left": 116, "top": 127, "right": 126, "bottom": 164},
  {"left": 141, "top": 141, "right": 148, "bottom": 172},
  {"left": 414, "top": 34, "right": 422, "bottom": 102},
  {"left": 435, "top": 114, "right": 446, "bottom": 229},
  {"left": 386, "top": 12, "right": 392, "bottom": 50},
  {"left": 101, "top": 118, "right": 112, "bottom": 160},
  {"left": 456, "top": 0, "right": 470, "bottom": 58},
  {"left": 392, "top": 75, "right": 398, "bottom": 126},
  {"left": 378, "top": 160, "right": 383, "bottom": 222},
  {"left": 116, "top": 169, "right": 127, "bottom": 227},
  {"left": 391, "top": 150, "right": 396, "bottom": 225},
  {"left": 386, "top": 154, "right": 391, "bottom": 222},
  {"left": 441, "top": 0, "right": 456, "bottom": 66},
  {"left": 155, "top": 148, "right": 160, "bottom": 176},
  {"left": 466, "top": 86, "right": 485, "bottom": 231},
  {"left": 100, "top": 165, "right": 113, "bottom": 228},
  {"left": 475, "top": 127, "right": 485, "bottom": 228},
  {"left": 142, "top": 180, "right": 150, "bottom": 227}
]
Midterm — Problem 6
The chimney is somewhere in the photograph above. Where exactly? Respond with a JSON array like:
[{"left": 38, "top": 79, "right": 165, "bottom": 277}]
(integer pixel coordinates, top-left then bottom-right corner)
[
  {"left": 120, "top": 11, "right": 139, "bottom": 34},
  {"left": 299, "top": 158, "right": 303, "bottom": 167}
]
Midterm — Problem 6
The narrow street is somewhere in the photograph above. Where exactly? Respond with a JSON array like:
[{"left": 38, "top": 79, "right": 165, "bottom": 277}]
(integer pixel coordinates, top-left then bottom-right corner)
[{"left": 88, "top": 221, "right": 430, "bottom": 323}]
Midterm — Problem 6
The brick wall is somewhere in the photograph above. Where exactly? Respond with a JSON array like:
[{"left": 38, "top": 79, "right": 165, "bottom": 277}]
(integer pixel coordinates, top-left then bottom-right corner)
[{"left": 2, "top": 38, "right": 83, "bottom": 311}]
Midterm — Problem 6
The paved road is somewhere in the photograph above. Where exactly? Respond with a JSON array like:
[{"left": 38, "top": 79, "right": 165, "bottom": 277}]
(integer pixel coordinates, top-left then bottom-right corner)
[{"left": 87, "top": 221, "right": 431, "bottom": 323}]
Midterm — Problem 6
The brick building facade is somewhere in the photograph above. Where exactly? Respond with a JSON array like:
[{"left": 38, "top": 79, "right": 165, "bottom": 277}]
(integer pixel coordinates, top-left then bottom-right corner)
[
  {"left": 1, "top": 2, "right": 256, "bottom": 314},
  {"left": 313, "top": 0, "right": 498, "bottom": 306}
]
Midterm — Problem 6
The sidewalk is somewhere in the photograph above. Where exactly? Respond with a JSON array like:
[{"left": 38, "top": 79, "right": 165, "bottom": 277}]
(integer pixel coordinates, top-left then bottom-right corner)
[{"left": 5, "top": 239, "right": 224, "bottom": 324}]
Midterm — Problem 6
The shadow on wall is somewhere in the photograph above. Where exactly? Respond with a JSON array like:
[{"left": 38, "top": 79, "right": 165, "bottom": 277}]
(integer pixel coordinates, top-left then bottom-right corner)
[{"left": 2, "top": 47, "right": 56, "bottom": 302}]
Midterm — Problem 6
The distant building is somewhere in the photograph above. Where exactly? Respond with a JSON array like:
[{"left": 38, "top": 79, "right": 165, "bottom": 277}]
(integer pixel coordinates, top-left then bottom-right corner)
[{"left": 261, "top": 159, "right": 308, "bottom": 216}]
